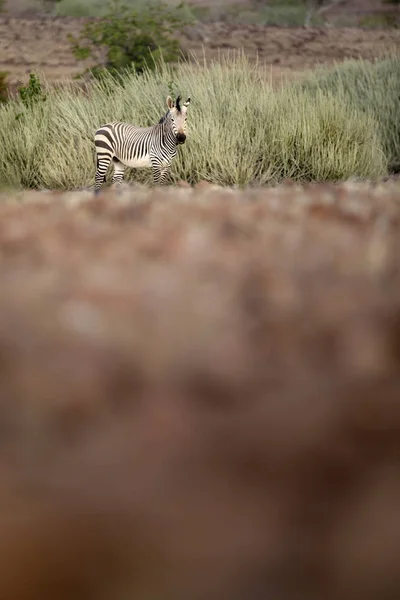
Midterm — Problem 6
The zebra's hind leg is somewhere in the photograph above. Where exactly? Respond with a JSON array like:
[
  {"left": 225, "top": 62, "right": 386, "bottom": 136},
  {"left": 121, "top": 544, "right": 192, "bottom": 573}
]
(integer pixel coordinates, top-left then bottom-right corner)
[
  {"left": 111, "top": 158, "right": 126, "bottom": 192},
  {"left": 95, "top": 153, "right": 112, "bottom": 195}
]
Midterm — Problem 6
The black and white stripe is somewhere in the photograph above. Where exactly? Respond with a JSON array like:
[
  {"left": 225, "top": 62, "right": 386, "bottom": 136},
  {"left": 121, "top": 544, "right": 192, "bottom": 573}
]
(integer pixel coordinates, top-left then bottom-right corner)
[{"left": 94, "top": 95, "right": 191, "bottom": 194}]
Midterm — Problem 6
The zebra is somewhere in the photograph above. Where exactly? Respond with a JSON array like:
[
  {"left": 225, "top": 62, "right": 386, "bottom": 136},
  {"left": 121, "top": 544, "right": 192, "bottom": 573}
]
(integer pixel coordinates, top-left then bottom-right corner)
[{"left": 94, "top": 95, "right": 191, "bottom": 194}]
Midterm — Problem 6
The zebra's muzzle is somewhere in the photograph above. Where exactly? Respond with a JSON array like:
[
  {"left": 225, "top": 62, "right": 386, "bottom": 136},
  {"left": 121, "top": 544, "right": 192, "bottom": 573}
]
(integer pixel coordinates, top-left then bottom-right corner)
[{"left": 176, "top": 133, "right": 186, "bottom": 144}]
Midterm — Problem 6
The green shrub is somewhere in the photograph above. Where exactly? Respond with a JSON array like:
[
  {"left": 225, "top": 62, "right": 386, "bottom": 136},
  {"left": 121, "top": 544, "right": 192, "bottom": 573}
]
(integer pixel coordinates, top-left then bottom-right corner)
[
  {"left": 297, "top": 55, "right": 400, "bottom": 172},
  {"left": 68, "top": 0, "right": 191, "bottom": 77},
  {"left": 18, "top": 73, "right": 47, "bottom": 109},
  {"left": 0, "top": 54, "right": 388, "bottom": 190},
  {"left": 15, "top": 73, "right": 47, "bottom": 124}
]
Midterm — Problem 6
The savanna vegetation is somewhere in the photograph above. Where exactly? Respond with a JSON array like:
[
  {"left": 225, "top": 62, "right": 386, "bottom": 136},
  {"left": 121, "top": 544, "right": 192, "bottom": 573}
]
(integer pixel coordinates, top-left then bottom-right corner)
[{"left": 0, "top": 51, "right": 398, "bottom": 190}]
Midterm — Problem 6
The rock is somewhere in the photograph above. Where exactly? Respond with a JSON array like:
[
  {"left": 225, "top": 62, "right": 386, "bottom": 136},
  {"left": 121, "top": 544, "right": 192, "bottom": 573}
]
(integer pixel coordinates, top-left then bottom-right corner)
[{"left": 176, "top": 180, "right": 191, "bottom": 188}]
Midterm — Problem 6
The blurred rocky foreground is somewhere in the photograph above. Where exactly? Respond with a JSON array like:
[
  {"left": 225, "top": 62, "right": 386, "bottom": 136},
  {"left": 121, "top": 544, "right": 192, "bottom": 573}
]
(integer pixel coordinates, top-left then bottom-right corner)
[{"left": 0, "top": 181, "right": 400, "bottom": 600}]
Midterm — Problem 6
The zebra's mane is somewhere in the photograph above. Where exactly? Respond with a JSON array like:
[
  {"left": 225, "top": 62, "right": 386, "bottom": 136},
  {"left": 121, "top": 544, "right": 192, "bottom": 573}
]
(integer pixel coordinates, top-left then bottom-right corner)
[{"left": 158, "top": 111, "right": 169, "bottom": 124}]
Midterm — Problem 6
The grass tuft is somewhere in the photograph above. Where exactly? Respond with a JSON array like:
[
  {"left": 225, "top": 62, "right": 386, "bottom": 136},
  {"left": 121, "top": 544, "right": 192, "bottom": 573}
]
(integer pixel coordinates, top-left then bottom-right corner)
[{"left": 297, "top": 54, "right": 400, "bottom": 173}]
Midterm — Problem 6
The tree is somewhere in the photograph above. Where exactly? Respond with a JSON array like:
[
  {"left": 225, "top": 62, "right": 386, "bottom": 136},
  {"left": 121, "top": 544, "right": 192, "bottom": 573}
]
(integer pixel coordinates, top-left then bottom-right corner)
[{"left": 68, "top": 0, "right": 192, "bottom": 78}]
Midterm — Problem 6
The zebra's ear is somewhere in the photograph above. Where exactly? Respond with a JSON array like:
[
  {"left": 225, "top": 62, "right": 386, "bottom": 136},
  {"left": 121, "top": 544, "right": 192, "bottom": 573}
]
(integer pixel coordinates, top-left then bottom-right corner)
[
  {"left": 183, "top": 97, "right": 191, "bottom": 107},
  {"left": 166, "top": 96, "right": 174, "bottom": 109}
]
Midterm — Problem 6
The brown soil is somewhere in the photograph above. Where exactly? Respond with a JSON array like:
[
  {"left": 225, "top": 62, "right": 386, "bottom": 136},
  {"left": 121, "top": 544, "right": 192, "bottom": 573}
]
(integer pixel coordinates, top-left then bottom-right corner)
[
  {"left": 0, "top": 15, "right": 399, "bottom": 86},
  {"left": 0, "top": 181, "right": 400, "bottom": 600}
]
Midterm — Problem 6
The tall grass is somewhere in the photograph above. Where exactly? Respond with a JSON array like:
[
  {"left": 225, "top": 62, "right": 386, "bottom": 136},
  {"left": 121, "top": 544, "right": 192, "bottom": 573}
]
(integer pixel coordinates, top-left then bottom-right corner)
[
  {"left": 0, "top": 53, "right": 389, "bottom": 190},
  {"left": 297, "top": 55, "right": 400, "bottom": 172}
]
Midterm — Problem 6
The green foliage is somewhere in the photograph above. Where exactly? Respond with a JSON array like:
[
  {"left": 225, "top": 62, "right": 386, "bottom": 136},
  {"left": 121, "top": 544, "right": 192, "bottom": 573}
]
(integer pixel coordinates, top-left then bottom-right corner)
[
  {"left": 297, "top": 55, "right": 400, "bottom": 172},
  {"left": 18, "top": 73, "right": 47, "bottom": 109},
  {"left": 68, "top": 0, "right": 191, "bottom": 77},
  {"left": 0, "top": 72, "right": 8, "bottom": 104},
  {"left": 0, "top": 53, "right": 390, "bottom": 190},
  {"left": 15, "top": 73, "right": 47, "bottom": 121}
]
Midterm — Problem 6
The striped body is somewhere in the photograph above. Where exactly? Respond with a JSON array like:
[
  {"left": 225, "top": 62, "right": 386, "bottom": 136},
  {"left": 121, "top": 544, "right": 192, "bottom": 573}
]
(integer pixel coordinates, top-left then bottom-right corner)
[{"left": 94, "top": 96, "right": 190, "bottom": 194}]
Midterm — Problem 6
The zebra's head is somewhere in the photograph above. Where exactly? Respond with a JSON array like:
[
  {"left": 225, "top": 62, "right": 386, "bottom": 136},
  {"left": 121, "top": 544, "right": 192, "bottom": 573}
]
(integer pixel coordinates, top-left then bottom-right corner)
[{"left": 166, "top": 95, "right": 191, "bottom": 144}]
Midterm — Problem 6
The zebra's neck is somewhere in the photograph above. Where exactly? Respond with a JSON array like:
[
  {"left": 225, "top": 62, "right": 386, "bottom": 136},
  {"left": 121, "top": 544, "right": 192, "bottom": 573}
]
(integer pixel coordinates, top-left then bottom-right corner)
[{"left": 157, "top": 115, "right": 178, "bottom": 149}]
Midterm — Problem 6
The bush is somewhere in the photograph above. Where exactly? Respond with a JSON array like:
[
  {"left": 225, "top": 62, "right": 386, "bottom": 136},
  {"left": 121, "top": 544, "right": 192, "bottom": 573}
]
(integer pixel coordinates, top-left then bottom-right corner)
[
  {"left": 68, "top": 0, "right": 191, "bottom": 76},
  {"left": 297, "top": 55, "right": 400, "bottom": 172},
  {"left": 17, "top": 73, "right": 47, "bottom": 109}
]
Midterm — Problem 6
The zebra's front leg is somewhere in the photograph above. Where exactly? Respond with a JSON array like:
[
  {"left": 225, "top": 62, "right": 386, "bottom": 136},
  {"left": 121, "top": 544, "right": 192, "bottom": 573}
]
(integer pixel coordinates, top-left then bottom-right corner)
[{"left": 152, "top": 161, "right": 171, "bottom": 187}]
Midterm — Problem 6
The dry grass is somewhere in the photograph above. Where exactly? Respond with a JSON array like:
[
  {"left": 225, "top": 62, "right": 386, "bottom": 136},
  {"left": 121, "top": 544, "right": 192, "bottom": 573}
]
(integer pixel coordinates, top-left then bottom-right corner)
[{"left": 0, "top": 180, "right": 400, "bottom": 599}]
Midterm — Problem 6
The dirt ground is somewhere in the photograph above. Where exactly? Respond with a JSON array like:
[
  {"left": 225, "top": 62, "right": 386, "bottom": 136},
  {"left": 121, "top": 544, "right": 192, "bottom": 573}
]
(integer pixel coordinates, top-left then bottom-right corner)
[
  {"left": 0, "top": 15, "right": 399, "bottom": 86},
  {"left": 0, "top": 181, "right": 400, "bottom": 600}
]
